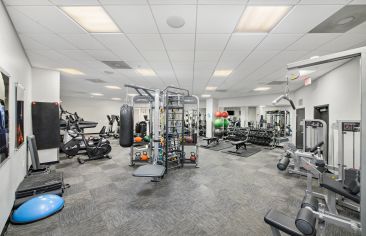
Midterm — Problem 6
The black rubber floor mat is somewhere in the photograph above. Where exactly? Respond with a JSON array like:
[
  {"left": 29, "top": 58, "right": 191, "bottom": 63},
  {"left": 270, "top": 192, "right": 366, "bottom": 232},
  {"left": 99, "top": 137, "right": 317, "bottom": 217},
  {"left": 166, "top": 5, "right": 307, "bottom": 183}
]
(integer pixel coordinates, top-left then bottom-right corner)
[
  {"left": 200, "top": 142, "right": 232, "bottom": 151},
  {"left": 221, "top": 146, "right": 262, "bottom": 157}
]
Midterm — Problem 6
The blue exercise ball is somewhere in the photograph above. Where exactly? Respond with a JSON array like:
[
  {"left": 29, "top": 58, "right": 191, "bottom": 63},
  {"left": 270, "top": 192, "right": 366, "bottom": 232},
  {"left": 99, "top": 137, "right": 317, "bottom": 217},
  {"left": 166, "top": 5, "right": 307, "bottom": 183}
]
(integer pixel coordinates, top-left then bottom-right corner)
[{"left": 11, "top": 194, "right": 64, "bottom": 224}]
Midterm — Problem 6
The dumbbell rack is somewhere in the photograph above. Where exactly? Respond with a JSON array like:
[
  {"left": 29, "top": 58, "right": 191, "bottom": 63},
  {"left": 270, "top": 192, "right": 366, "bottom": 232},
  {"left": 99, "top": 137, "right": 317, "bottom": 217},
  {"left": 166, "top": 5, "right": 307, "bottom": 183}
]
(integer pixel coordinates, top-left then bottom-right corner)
[{"left": 248, "top": 128, "right": 274, "bottom": 146}]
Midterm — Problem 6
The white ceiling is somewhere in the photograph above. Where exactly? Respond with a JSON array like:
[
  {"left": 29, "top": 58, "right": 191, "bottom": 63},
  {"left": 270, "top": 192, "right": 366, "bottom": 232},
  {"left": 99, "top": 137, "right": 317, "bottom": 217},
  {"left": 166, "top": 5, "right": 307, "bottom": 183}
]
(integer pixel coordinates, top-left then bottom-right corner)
[{"left": 3, "top": 0, "right": 366, "bottom": 100}]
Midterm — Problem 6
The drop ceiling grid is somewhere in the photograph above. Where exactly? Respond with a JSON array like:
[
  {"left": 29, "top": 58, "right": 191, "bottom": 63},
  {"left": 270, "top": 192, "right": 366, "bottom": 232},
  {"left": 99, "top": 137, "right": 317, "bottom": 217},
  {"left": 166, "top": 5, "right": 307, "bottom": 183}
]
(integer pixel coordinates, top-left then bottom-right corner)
[{"left": 3, "top": 0, "right": 366, "bottom": 98}]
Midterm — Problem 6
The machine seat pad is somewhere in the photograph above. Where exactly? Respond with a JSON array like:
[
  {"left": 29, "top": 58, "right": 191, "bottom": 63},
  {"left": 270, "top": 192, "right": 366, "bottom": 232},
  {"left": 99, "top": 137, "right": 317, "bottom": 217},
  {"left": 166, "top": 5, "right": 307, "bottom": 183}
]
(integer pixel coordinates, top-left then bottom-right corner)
[
  {"left": 203, "top": 137, "right": 218, "bottom": 141},
  {"left": 321, "top": 173, "right": 360, "bottom": 204},
  {"left": 231, "top": 140, "right": 245, "bottom": 145},
  {"left": 133, "top": 164, "right": 165, "bottom": 177},
  {"left": 264, "top": 209, "right": 303, "bottom": 236}
]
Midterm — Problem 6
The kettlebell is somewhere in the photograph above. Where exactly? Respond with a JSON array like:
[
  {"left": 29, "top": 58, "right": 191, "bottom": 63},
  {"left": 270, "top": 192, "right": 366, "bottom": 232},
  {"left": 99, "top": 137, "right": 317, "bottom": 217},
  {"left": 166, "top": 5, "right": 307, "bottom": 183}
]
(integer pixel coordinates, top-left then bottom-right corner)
[
  {"left": 190, "top": 152, "right": 196, "bottom": 162},
  {"left": 140, "top": 151, "right": 149, "bottom": 161}
]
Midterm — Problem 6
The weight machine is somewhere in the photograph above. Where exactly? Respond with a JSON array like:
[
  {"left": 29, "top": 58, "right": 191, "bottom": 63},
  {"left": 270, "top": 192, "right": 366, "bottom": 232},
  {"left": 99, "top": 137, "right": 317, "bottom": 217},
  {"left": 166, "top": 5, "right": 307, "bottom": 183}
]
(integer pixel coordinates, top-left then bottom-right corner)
[{"left": 120, "top": 85, "right": 199, "bottom": 182}]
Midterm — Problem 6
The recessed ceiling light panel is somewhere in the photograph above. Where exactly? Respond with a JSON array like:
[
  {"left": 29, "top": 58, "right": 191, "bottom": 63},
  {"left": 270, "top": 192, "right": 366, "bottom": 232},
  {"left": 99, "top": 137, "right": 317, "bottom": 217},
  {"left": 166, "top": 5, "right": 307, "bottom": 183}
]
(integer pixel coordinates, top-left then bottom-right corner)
[
  {"left": 201, "top": 94, "right": 211, "bottom": 98},
  {"left": 111, "top": 97, "right": 121, "bottom": 101},
  {"left": 105, "top": 85, "right": 121, "bottom": 90},
  {"left": 90, "top": 93, "right": 104, "bottom": 96},
  {"left": 58, "top": 68, "right": 84, "bottom": 75},
  {"left": 253, "top": 87, "right": 271, "bottom": 91},
  {"left": 236, "top": 6, "right": 290, "bottom": 33},
  {"left": 213, "top": 70, "right": 232, "bottom": 77},
  {"left": 206, "top": 86, "right": 217, "bottom": 91},
  {"left": 61, "top": 6, "right": 120, "bottom": 33},
  {"left": 136, "top": 69, "right": 156, "bottom": 76}
]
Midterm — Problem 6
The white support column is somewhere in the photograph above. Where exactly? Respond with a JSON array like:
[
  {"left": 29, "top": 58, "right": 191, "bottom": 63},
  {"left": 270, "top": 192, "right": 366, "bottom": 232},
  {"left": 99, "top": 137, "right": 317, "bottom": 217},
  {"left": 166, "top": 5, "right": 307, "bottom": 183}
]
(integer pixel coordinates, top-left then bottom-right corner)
[
  {"left": 240, "top": 106, "right": 248, "bottom": 127},
  {"left": 206, "top": 98, "right": 218, "bottom": 137},
  {"left": 31, "top": 68, "right": 60, "bottom": 164}
]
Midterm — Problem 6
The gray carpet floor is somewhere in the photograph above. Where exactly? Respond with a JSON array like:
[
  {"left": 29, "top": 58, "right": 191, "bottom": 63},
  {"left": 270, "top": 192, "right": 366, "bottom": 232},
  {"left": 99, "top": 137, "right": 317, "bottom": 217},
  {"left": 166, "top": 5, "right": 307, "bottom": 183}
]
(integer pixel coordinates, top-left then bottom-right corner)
[{"left": 5, "top": 140, "right": 358, "bottom": 236}]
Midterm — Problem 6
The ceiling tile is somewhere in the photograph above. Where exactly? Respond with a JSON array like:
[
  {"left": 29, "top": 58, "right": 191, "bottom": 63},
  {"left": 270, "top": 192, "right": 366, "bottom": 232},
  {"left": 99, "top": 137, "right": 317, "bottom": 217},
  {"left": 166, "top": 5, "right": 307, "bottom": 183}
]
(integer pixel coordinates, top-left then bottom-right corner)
[
  {"left": 128, "top": 34, "right": 165, "bottom": 50},
  {"left": 84, "top": 49, "right": 120, "bottom": 61},
  {"left": 299, "top": 0, "right": 351, "bottom": 4},
  {"left": 198, "top": 0, "right": 247, "bottom": 4},
  {"left": 162, "top": 34, "right": 195, "bottom": 50},
  {"left": 196, "top": 34, "right": 230, "bottom": 50},
  {"left": 62, "top": 34, "right": 106, "bottom": 50},
  {"left": 168, "top": 51, "right": 194, "bottom": 62},
  {"left": 197, "top": 5, "right": 245, "bottom": 33},
  {"left": 149, "top": 0, "right": 197, "bottom": 4},
  {"left": 256, "top": 34, "right": 302, "bottom": 50},
  {"left": 151, "top": 5, "right": 196, "bottom": 34},
  {"left": 272, "top": 5, "right": 344, "bottom": 34},
  {"left": 99, "top": 0, "right": 148, "bottom": 4},
  {"left": 15, "top": 6, "right": 85, "bottom": 34},
  {"left": 49, "top": 0, "right": 100, "bottom": 5},
  {"left": 349, "top": 0, "right": 366, "bottom": 4},
  {"left": 4, "top": 0, "right": 51, "bottom": 5},
  {"left": 220, "top": 50, "right": 251, "bottom": 64},
  {"left": 287, "top": 33, "right": 341, "bottom": 50},
  {"left": 320, "top": 33, "right": 366, "bottom": 51},
  {"left": 105, "top": 6, "right": 157, "bottom": 34},
  {"left": 226, "top": 33, "right": 266, "bottom": 51},
  {"left": 195, "top": 51, "right": 222, "bottom": 61},
  {"left": 58, "top": 50, "right": 95, "bottom": 61},
  {"left": 140, "top": 51, "right": 170, "bottom": 63},
  {"left": 248, "top": 0, "right": 299, "bottom": 4},
  {"left": 26, "top": 33, "right": 77, "bottom": 49},
  {"left": 7, "top": 7, "right": 51, "bottom": 33}
]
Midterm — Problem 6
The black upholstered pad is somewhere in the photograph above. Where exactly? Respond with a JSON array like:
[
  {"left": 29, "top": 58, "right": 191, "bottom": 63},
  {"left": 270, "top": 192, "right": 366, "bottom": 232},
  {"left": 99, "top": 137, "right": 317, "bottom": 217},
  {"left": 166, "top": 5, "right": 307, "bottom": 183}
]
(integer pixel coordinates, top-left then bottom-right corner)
[
  {"left": 321, "top": 173, "right": 360, "bottom": 204},
  {"left": 264, "top": 209, "right": 303, "bottom": 236}
]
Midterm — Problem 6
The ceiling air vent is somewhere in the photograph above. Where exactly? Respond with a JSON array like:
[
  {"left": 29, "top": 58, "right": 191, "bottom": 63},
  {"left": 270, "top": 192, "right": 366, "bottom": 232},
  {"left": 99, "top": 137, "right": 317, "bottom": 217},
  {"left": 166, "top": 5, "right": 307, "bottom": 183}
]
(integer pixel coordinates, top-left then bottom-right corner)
[
  {"left": 102, "top": 61, "right": 132, "bottom": 69},
  {"left": 310, "top": 5, "right": 366, "bottom": 33},
  {"left": 267, "top": 81, "right": 286, "bottom": 85},
  {"left": 86, "top": 79, "right": 106, "bottom": 83}
]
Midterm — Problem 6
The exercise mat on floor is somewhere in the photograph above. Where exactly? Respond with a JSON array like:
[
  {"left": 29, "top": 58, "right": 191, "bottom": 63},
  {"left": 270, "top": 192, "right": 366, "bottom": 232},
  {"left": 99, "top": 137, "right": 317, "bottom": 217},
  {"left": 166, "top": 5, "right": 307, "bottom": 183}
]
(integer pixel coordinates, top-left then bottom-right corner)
[
  {"left": 221, "top": 146, "right": 262, "bottom": 157},
  {"left": 200, "top": 141, "right": 233, "bottom": 151}
]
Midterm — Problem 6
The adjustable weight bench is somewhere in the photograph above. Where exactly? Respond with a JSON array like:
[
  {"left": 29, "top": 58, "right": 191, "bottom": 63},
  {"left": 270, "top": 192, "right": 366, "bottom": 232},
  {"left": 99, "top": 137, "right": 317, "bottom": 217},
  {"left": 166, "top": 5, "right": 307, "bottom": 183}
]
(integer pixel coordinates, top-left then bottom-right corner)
[
  {"left": 230, "top": 140, "right": 246, "bottom": 152},
  {"left": 202, "top": 137, "right": 219, "bottom": 147}
]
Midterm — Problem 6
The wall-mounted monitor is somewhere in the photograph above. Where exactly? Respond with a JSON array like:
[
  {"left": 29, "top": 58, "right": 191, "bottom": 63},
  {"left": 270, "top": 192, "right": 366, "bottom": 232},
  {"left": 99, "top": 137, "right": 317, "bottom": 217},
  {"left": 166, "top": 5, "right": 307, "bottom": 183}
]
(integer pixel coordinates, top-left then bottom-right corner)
[
  {"left": 0, "top": 72, "right": 9, "bottom": 164},
  {"left": 227, "top": 110, "right": 235, "bottom": 116}
]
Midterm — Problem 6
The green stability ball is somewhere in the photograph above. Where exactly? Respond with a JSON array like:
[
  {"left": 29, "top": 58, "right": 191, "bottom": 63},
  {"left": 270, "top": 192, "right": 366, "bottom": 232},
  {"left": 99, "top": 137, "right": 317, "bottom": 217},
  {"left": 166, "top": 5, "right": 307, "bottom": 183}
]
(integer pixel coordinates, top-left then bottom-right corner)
[
  {"left": 214, "top": 118, "right": 224, "bottom": 128},
  {"left": 143, "top": 136, "right": 150, "bottom": 142},
  {"left": 224, "top": 119, "right": 229, "bottom": 128}
]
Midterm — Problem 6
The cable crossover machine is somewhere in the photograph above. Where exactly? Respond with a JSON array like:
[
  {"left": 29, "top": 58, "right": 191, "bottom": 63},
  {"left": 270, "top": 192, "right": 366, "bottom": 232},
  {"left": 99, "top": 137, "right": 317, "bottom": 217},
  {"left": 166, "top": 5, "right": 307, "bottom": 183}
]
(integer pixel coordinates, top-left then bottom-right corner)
[{"left": 119, "top": 84, "right": 200, "bottom": 182}]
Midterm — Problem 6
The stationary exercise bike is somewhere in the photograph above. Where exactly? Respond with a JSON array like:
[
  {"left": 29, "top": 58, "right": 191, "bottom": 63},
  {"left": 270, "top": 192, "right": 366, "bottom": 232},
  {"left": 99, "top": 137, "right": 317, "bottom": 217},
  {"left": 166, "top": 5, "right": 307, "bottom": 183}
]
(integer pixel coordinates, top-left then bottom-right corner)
[{"left": 63, "top": 123, "right": 112, "bottom": 164}]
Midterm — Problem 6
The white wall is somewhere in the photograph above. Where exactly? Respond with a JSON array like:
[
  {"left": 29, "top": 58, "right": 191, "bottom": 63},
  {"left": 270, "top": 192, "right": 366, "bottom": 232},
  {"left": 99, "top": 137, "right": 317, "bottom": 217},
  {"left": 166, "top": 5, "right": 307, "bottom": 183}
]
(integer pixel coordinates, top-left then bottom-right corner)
[
  {"left": 60, "top": 96, "right": 123, "bottom": 133},
  {"left": 32, "top": 68, "right": 60, "bottom": 163},
  {"left": 205, "top": 98, "right": 218, "bottom": 137},
  {"left": 291, "top": 58, "right": 361, "bottom": 167},
  {"left": 0, "top": 2, "right": 33, "bottom": 232}
]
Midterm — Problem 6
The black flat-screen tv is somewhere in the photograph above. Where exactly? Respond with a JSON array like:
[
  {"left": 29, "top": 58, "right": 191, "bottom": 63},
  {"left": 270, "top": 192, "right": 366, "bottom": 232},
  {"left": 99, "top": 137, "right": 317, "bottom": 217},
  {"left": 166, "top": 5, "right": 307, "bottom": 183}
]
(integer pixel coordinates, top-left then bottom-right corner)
[{"left": 227, "top": 110, "right": 235, "bottom": 116}]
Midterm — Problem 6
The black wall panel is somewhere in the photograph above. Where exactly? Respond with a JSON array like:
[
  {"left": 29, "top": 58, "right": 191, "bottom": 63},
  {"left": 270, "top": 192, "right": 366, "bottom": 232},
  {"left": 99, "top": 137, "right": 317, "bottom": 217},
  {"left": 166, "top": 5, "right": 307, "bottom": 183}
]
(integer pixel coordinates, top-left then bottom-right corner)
[{"left": 32, "top": 102, "right": 59, "bottom": 150}]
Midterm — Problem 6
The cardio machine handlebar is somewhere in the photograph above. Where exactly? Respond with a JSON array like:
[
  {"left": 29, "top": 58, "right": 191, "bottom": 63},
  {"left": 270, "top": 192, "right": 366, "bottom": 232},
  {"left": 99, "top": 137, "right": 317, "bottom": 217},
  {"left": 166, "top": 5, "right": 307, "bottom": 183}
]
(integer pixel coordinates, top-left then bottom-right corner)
[{"left": 309, "top": 141, "right": 324, "bottom": 153}]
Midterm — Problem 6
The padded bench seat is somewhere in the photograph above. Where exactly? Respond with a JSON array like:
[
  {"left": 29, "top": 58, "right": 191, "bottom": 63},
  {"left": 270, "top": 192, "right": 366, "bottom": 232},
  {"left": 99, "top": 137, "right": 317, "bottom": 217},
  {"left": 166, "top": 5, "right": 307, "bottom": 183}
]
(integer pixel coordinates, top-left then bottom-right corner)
[
  {"left": 321, "top": 173, "right": 360, "bottom": 204},
  {"left": 264, "top": 209, "right": 303, "bottom": 236}
]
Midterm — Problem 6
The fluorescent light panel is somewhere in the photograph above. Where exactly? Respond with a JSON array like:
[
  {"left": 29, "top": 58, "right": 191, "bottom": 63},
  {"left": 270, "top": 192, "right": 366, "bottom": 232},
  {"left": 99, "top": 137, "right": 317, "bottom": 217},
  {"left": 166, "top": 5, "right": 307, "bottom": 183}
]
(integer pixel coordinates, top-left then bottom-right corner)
[
  {"left": 105, "top": 85, "right": 121, "bottom": 90},
  {"left": 201, "top": 94, "right": 211, "bottom": 98},
  {"left": 128, "top": 93, "right": 138, "bottom": 96},
  {"left": 236, "top": 6, "right": 290, "bottom": 33},
  {"left": 61, "top": 6, "right": 120, "bottom": 33},
  {"left": 206, "top": 86, "right": 217, "bottom": 91},
  {"left": 90, "top": 93, "right": 104, "bottom": 96},
  {"left": 58, "top": 68, "right": 84, "bottom": 75},
  {"left": 213, "top": 70, "right": 232, "bottom": 77},
  {"left": 253, "top": 87, "right": 271, "bottom": 91},
  {"left": 111, "top": 97, "right": 121, "bottom": 100},
  {"left": 136, "top": 69, "right": 156, "bottom": 76},
  {"left": 299, "top": 70, "right": 315, "bottom": 76}
]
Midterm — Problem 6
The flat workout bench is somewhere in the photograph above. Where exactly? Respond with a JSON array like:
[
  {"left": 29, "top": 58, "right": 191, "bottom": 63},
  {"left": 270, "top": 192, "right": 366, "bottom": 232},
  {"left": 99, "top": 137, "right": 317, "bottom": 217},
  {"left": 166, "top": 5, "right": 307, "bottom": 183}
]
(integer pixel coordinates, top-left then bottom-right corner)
[
  {"left": 230, "top": 140, "right": 246, "bottom": 152},
  {"left": 203, "top": 137, "right": 219, "bottom": 146},
  {"left": 264, "top": 209, "right": 303, "bottom": 236},
  {"left": 321, "top": 173, "right": 360, "bottom": 204}
]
